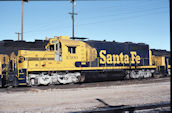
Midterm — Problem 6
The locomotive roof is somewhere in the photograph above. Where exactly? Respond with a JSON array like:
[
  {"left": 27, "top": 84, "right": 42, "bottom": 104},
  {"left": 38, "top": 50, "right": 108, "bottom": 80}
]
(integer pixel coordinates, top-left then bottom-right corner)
[
  {"left": 85, "top": 40, "right": 147, "bottom": 45},
  {"left": 0, "top": 38, "right": 170, "bottom": 57},
  {"left": 151, "top": 49, "right": 170, "bottom": 57},
  {"left": 84, "top": 40, "right": 149, "bottom": 51},
  {"left": 0, "top": 39, "right": 48, "bottom": 56}
]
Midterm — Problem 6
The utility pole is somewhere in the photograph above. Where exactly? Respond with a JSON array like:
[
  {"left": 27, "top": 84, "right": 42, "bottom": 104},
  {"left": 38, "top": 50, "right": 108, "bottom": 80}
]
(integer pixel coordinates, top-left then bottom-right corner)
[
  {"left": 15, "top": 32, "right": 21, "bottom": 40},
  {"left": 69, "top": 0, "right": 77, "bottom": 39},
  {"left": 21, "top": 0, "right": 29, "bottom": 41},
  {"left": 21, "top": 0, "right": 23, "bottom": 40}
]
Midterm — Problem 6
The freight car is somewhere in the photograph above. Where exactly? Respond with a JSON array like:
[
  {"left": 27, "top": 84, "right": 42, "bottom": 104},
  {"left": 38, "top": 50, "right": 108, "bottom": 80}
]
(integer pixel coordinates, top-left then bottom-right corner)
[{"left": 0, "top": 36, "right": 171, "bottom": 87}]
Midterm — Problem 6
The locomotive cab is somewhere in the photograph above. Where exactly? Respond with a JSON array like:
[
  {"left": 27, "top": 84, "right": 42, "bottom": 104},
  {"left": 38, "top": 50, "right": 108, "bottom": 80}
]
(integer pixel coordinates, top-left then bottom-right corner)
[
  {"left": 14, "top": 36, "right": 96, "bottom": 86},
  {"left": 46, "top": 40, "right": 62, "bottom": 62}
]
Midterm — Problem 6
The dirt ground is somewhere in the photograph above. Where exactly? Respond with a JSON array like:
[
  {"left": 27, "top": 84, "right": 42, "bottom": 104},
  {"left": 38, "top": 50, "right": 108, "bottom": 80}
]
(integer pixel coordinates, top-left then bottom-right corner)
[{"left": 0, "top": 80, "right": 170, "bottom": 113}]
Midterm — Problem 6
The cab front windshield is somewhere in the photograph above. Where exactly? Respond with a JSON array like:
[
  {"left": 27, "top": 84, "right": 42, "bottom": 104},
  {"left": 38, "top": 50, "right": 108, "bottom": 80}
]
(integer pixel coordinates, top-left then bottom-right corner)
[
  {"left": 47, "top": 42, "right": 61, "bottom": 51},
  {"left": 50, "top": 45, "right": 54, "bottom": 51}
]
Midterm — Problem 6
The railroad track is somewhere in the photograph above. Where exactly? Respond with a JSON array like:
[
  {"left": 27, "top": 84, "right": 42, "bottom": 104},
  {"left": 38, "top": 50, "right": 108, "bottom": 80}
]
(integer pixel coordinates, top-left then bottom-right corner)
[
  {"left": 71, "top": 101, "right": 170, "bottom": 113},
  {"left": 0, "top": 76, "right": 170, "bottom": 92}
]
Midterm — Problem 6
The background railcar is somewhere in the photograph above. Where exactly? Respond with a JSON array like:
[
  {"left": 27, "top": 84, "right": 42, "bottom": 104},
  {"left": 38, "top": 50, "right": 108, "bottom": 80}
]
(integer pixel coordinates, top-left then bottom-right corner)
[
  {"left": 0, "top": 39, "right": 48, "bottom": 56},
  {"left": 151, "top": 49, "right": 171, "bottom": 76},
  {"left": 0, "top": 39, "right": 48, "bottom": 87}
]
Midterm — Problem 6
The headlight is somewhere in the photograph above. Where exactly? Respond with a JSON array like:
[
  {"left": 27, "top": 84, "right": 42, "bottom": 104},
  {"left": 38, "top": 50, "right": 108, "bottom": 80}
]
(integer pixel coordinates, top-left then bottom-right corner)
[{"left": 18, "top": 56, "right": 25, "bottom": 63}]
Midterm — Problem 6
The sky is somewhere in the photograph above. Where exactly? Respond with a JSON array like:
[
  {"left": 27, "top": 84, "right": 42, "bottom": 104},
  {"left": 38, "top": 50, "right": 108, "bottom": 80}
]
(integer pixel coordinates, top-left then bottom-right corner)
[{"left": 0, "top": 0, "right": 170, "bottom": 51}]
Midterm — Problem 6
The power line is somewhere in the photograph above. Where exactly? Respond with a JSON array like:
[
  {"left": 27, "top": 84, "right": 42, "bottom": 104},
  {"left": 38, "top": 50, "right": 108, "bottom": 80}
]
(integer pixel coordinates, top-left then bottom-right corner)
[
  {"left": 23, "top": 6, "right": 168, "bottom": 33},
  {"left": 76, "top": 9, "right": 168, "bottom": 27},
  {"left": 23, "top": 1, "right": 165, "bottom": 34},
  {"left": 23, "top": 1, "right": 159, "bottom": 33},
  {"left": 79, "top": 6, "right": 169, "bottom": 20}
]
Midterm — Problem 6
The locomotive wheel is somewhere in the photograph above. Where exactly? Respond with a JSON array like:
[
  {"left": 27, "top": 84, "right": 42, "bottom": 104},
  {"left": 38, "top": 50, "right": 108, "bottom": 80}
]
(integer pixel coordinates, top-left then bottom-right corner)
[
  {"left": 78, "top": 75, "right": 85, "bottom": 82},
  {"left": 30, "top": 79, "right": 36, "bottom": 86},
  {"left": 2, "top": 75, "right": 7, "bottom": 88},
  {"left": 13, "top": 76, "right": 19, "bottom": 87}
]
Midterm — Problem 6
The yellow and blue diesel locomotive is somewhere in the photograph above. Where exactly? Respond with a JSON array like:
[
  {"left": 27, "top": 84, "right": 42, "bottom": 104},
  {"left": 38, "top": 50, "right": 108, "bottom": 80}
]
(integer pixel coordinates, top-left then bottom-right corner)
[
  {"left": 0, "top": 39, "right": 48, "bottom": 87},
  {"left": 151, "top": 49, "right": 171, "bottom": 76},
  {"left": 0, "top": 54, "right": 9, "bottom": 87},
  {"left": 0, "top": 36, "right": 171, "bottom": 87}
]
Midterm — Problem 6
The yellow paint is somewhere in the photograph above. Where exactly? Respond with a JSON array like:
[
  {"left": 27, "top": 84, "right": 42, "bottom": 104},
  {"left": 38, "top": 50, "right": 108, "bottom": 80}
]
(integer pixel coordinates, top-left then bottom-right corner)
[
  {"left": 18, "top": 83, "right": 27, "bottom": 85},
  {"left": 99, "top": 50, "right": 140, "bottom": 65},
  {"left": 149, "top": 50, "right": 152, "bottom": 66},
  {"left": 124, "top": 55, "right": 129, "bottom": 64},
  {"left": 18, "top": 78, "right": 25, "bottom": 80},
  {"left": 130, "top": 51, "right": 140, "bottom": 64},
  {"left": 99, "top": 50, "right": 106, "bottom": 64},
  {"left": 17, "top": 36, "right": 97, "bottom": 72},
  {"left": 166, "top": 58, "right": 171, "bottom": 69},
  {"left": 113, "top": 54, "right": 120, "bottom": 64},
  {"left": 0, "top": 54, "right": 9, "bottom": 65},
  {"left": 107, "top": 54, "right": 113, "bottom": 64},
  {"left": 152, "top": 55, "right": 165, "bottom": 66},
  {"left": 0, "top": 54, "right": 9, "bottom": 75},
  {"left": 119, "top": 53, "right": 124, "bottom": 64}
]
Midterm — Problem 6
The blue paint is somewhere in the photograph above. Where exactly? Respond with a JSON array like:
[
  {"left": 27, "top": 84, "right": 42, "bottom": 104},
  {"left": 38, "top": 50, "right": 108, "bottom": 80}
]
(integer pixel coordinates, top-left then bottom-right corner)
[{"left": 18, "top": 69, "right": 27, "bottom": 84}]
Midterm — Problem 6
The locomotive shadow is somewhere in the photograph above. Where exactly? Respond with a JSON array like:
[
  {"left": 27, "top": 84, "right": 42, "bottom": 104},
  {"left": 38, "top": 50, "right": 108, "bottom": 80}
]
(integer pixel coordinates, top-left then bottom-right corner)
[
  {"left": 71, "top": 99, "right": 171, "bottom": 113},
  {"left": 94, "top": 98, "right": 135, "bottom": 113},
  {"left": 70, "top": 98, "right": 135, "bottom": 113}
]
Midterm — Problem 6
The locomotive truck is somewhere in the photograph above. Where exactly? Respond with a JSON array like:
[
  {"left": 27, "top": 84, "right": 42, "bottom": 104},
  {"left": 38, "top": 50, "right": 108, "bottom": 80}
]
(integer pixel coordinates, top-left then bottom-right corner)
[{"left": 0, "top": 36, "right": 171, "bottom": 87}]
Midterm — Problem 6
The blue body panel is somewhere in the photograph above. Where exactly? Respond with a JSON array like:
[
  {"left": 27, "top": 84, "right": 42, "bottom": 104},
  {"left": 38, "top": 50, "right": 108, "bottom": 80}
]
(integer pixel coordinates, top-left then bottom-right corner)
[
  {"left": 18, "top": 69, "right": 27, "bottom": 84},
  {"left": 84, "top": 40, "right": 150, "bottom": 67}
]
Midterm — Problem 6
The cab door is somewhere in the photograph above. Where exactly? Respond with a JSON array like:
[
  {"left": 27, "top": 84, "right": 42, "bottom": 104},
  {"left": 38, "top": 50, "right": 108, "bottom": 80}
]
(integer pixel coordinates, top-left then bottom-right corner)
[{"left": 54, "top": 42, "right": 62, "bottom": 61}]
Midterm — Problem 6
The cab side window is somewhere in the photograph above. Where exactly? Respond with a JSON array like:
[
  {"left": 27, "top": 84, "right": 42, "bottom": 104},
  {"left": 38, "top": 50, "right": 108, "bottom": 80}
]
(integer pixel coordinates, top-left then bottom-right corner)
[
  {"left": 68, "top": 46, "right": 76, "bottom": 54},
  {"left": 3, "top": 57, "right": 6, "bottom": 63},
  {"left": 50, "top": 45, "right": 54, "bottom": 51}
]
